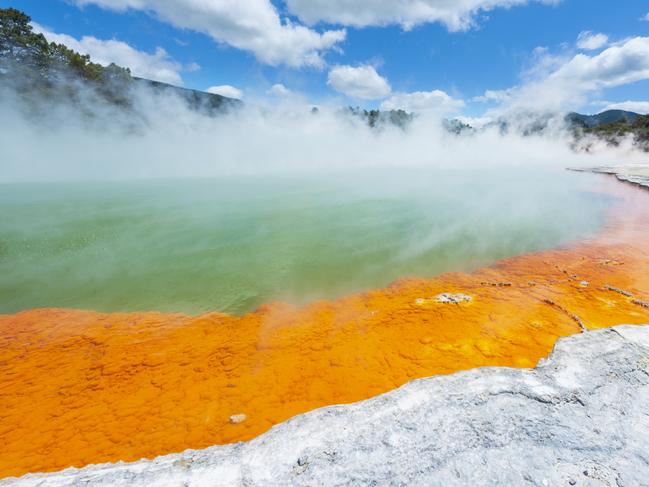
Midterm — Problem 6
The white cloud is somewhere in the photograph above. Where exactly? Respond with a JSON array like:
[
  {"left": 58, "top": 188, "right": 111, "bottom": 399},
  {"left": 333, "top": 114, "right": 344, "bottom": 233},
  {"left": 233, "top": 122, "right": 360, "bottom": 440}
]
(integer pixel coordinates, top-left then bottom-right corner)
[
  {"left": 381, "top": 90, "right": 465, "bottom": 114},
  {"left": 327, "top": 65, "right": 391, "bottom": 100},
  {"left": 268, "top": 84, "right": 292, "bottom": 97},
  {"left": 207, "top": 85, "right": 243, "bottom": 99},
  {"left": 493, "top": 36, "right": 649, "bottom": 113},
  {"left": 32, "top": 23, "right": 185, "bottom": 85},
  {"left": 473, "top": 89, "right": 513, "bottom": 103},
  {"left": 326, "top": 64, "right": 464, "bottom": 113},
  {"left": 602, "top": 101, "right": 649, "bottom": 114},
  {"left": 286, "top": 0, "right": 560, "bottom": 31},
  {"left": 577, "top": 31, "right": 608, "bottom": 51},
  {"left": 71, "top": 0, "right": 345, "bottom": 68},
  {"left": 642, "top": 13, "right": 649, "bottom": 21}
]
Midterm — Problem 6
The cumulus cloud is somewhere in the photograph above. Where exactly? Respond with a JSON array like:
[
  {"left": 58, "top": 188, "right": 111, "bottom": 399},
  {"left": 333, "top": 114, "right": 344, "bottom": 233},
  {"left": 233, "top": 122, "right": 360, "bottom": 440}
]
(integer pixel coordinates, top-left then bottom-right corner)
[
  {"left": 492, "top": 36, "right": 649, "bottom": 113},
  {"left": 268, "top": 84, "right": 292, "bottom": 97},
  {"left": 642, "top": 13, "right": 649, "bottom": 22},
  {"left": 577, "top": 31, "right": 608, "bottom": 51},
  {"left": 381, "top": 90, "right": 465, "bottom": 114},
  {"left": 286, "top": 0, "right": 560, "bottom": 31},
  {"left": 32, "top": 23, "right": 185, "bottom": 85},
  {"left": 71, "top": 0, "right": 345, "bottom": 68},
  {"left": 327, "top": 65, "right": 391, "bottom": 100},
  {"left": 327, "top": 64, "right": 464, "bottom": 114},
  {"left": 601, "top": 100, "right": 649, "bottom": 114},
  {"left": 207, "top": 85, "right": 243, "bottom": 99}
]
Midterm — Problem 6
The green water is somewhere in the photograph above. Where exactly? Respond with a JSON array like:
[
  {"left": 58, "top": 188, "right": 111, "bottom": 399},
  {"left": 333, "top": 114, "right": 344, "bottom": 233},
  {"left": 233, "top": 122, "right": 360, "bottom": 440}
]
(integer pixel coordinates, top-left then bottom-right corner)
[{"left": 0, "top": 169, "right": 611, "bottom": 315}]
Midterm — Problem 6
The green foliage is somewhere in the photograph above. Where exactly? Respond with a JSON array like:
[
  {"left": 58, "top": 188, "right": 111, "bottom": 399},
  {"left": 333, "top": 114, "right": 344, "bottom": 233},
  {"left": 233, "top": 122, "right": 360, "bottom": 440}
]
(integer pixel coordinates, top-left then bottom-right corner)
[
  {"left": 0, "top": 7, "right": 132, "bottom": 89},
  {"left": 344, "top": 106, "right": 414, "bottom": 130},
  {"left": 578, "top": 113, "right": 649, "bottom": 151},
  {"left": 0, "top": 8, "right": 47, "bottom": 54},
  {"left": 0, "top": 8, "right": 49, "bottom": 72},
  {"left": 631, "top": 115, "right": 649, "bottom": 145}
]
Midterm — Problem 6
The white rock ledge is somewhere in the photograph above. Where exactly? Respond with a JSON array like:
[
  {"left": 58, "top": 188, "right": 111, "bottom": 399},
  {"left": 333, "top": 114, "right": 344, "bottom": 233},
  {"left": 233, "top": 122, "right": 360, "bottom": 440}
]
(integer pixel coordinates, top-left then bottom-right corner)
[
  {"left": 3, "top": 325, "right": 649, "bottom": 487},
  {"left": 573, "top": 165, "right": 649, "bottom": 190}
]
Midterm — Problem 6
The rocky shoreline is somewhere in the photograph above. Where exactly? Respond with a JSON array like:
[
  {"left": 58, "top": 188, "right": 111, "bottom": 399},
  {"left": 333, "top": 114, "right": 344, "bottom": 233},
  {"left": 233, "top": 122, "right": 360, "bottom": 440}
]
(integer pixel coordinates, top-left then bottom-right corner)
[
  {"left": 571, "top": 165, "right": 649, "bottom": 190},
  {"left": 3, "top": 325, "right": 649, "bottom": 487}
]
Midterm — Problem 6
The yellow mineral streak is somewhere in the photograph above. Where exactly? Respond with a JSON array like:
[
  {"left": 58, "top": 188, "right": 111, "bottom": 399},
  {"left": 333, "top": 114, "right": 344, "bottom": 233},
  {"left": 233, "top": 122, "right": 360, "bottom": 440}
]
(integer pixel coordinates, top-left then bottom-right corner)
[{"left": 1, "top": 176, "right": 648, "bottom": 479}]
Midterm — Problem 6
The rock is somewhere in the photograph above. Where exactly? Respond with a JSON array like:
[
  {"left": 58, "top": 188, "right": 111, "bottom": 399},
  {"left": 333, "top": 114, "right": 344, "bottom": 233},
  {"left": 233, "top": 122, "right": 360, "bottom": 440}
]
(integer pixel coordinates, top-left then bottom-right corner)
[
  {"left": 435, "top": 293, "right": 472, "bottom": 304},
  {"left": 228, "top": 414, "right": 247, "bottom": 425},
  {"left": 481, "top": 281, "right": 513, "bottom": 287},
  {"left": 3, "top": 325, "right": 649, "bottom": 487}
]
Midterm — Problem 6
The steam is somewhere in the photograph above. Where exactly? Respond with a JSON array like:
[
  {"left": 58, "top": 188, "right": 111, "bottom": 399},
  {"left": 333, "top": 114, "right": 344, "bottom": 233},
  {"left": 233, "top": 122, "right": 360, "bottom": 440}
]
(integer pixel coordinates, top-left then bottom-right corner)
[
  {"left": 1, "top": 80, "right": 644, "bottom": 314},
  {"left": 1, "top": 78, "right": 647, "bottom": 184}
]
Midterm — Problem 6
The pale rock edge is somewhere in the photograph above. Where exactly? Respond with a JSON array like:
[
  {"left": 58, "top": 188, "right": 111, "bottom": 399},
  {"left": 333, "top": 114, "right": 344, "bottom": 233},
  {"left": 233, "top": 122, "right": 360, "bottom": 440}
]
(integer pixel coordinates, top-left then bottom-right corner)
[
  {"left": 574, "top": 164, "right": 649, "bottom": 190},
  {"left": 2, "top": 325, "right": 649, "bottom": 486}
]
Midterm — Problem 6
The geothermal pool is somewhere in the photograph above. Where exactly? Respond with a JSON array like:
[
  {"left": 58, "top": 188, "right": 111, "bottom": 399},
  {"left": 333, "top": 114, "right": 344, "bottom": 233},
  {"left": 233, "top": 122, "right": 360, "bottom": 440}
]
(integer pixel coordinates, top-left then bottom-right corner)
[
  {"left": 0, "top": 168, "right": 612, "bottom": 315},
  {"left": 1, "top": 171, "right": 649, "bottom": 479}
]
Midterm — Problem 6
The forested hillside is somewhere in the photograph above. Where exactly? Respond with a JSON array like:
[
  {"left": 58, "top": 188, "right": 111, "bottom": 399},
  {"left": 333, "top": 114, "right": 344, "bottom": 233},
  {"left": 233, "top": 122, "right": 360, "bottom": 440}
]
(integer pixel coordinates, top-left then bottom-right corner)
[{"left": 0, "top": 7, "right": 239, "bottom": 115}]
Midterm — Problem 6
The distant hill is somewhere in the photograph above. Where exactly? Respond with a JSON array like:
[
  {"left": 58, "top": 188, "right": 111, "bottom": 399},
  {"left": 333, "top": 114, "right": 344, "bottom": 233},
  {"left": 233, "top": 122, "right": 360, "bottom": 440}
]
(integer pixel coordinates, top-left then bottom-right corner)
[
  {"left": 566, "top": 110, "right": 649, "bottom": 152},
  {"left": 565, "top": 110, "right": 640, "bottom": 128},
  {"left": 0, "top": 7, "right": 240, "bottom": 116},
  {"left": 442, "top": 109, "right": 649, "bottom": 152},
  {"left": 133, "top": 78, "right": 241, "bottom": 116}
]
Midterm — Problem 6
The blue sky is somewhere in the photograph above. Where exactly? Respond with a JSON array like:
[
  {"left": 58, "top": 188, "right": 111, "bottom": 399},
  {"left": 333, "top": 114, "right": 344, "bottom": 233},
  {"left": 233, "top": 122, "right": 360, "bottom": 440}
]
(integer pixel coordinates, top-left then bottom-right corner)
[{"left": 5, "top": 0, "right": 649, "bottom": 115}]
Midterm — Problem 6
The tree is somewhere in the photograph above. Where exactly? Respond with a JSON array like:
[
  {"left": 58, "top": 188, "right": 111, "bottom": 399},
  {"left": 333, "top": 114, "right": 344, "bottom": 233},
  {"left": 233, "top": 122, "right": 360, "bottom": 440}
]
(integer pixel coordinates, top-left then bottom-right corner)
[
  {"left": 0, "top": 8, "right": 131, "bottom": 85},
  {"left": 0, "top": 8, "right": 49, "bottom": 72}
]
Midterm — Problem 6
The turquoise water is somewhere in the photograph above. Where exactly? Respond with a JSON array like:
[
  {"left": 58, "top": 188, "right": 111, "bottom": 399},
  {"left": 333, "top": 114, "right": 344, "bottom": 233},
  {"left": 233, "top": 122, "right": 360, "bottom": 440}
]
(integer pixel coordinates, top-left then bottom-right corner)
[{"left": 0, "top": 169, "right": 611, "bottom": 315}]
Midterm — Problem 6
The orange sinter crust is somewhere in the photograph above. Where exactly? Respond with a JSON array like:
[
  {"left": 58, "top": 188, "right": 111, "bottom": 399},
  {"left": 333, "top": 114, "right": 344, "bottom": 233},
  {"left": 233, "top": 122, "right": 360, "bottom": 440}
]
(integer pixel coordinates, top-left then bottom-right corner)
[{"left": 1, "top": 175, "right": 648, "bottom": 479}]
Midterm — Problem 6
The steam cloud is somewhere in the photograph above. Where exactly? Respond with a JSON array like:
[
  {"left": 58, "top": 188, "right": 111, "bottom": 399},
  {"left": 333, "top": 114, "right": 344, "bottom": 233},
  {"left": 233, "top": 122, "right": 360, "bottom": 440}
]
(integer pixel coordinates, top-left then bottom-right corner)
[
  {"left": 1, "top": 79, "right": 645, "bottom": 314},
  {"left": 0, "top": 78, "right": 646, "bottom": 183}
]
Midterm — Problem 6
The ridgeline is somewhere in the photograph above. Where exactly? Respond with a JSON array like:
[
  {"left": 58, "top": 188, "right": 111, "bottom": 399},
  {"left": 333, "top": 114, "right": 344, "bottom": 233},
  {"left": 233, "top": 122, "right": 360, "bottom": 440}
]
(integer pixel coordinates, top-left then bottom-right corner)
[{"left": 0, "top": 7, "right": 240, "bottom": 116}]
